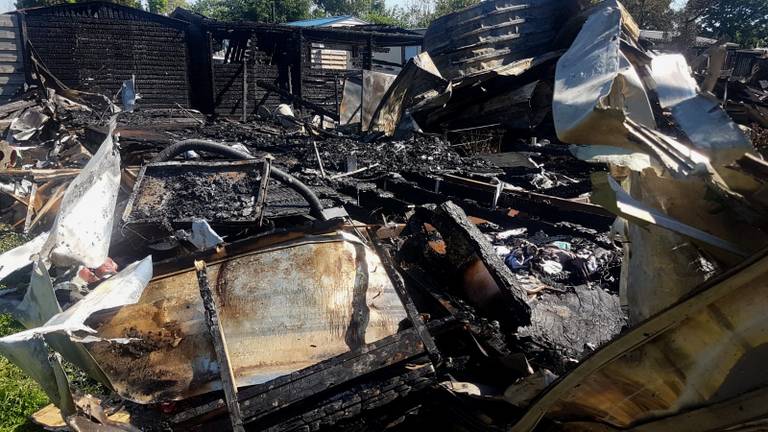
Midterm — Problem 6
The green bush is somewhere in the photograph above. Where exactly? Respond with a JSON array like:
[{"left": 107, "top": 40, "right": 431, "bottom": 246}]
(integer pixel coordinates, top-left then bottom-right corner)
[
  {"left": 0, "top": 314, "right": 48, "bottom": 432},
  {"left": 0, "top": 229, "right": 48, "bottom": 431}
]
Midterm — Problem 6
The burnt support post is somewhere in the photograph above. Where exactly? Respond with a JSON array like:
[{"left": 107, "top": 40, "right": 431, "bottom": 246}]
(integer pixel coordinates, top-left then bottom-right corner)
[
  {"left": 370, "top": 233, "right": 441, "bottom": 366},
  {"left": 364, "top": 35, "right": 373, "bottom": 71},
  {"left": 334, "top": 75, "right": 340, "bottom": 118},
  {"left": 296, "top": 30, "right": 304, "bottom": 108},
  {"left": 242, "top": 44, "right": 248, "bottom": 122},
  {"left": 255, "top": 155, "right": 273, "bottom": 227},
  {"left": 195, "top": 260, "right": 245, "bottom": 432}
]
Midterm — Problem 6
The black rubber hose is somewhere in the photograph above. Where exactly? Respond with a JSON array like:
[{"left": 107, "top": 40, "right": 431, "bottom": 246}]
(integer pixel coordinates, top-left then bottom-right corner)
[{"left": 152, "top": 139, "right": 327, "bottom": 221}]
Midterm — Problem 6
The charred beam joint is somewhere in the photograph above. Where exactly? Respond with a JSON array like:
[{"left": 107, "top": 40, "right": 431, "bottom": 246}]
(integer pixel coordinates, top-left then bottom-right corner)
[{"left": 414, "top": 201, "right": 532, "bottom": 327}]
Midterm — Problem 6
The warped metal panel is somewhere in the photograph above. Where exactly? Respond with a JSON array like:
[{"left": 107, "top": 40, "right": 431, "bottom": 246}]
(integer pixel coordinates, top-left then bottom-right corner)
[
  {"left": 84, "top": 232, "right": 408, "bottom": 404},
  {"left": 512, "top": 251, "right": 768, "bottom": 431},
  {"left": 553, "top": 0, "right": 655, "bottom": 148}
]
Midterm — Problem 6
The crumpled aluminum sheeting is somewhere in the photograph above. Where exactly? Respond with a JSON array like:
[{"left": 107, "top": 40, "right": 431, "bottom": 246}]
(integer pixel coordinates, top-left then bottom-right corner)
[
  {"left": 569, "top": 145, "right": 654, "bottom": 172},
  {"left": 42, "top": 256, "right": 153, "bottom": 338},
  {"left": 8, "top": 107, "right": 50, "bottom": 142},
  {"left": 650, "top": 54, "right": 758, "bottom": 194},
  {"left": 15, "top": 260, "right": 111, "bottom": 386},
  {"left": 189, "top": 219, "right": 224, "bottom": 251},
  {"left": 0, "top": 232, "right": 48, "bottom": 282},
  {"left": 16, "top": 260, "right": 61, "bottom": 329},
  {"left": 650, "top": 54, "right": 699, "bottom": 109},
  {"left": 591, "top": 173, "right": 747, "bottom": 257},
  {"left": 42, "top": 120, "right": 121, "bottom": 268},
  {"left": 0, "top": 256, "right": 152, "bottom": 415},
  {"left": 0, "top": 334, "right": 75, "bottom": 415},
  {"left": 553, "top": 0, "right": 655, "bottom": 148}
]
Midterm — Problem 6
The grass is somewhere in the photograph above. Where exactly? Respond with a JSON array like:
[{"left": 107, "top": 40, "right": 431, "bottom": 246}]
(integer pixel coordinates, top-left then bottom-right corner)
[
  {"left": 0, "top": 228, "right": 48, "bottom": 432},
  {"left": 0, "top": 315, "right": 48, "bottom": 432}
]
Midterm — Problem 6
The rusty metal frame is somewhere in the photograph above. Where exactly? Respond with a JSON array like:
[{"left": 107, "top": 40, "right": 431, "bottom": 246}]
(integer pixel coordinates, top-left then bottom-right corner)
[{"left": 121, "top": 159, "right": 267, "bottom": 227}]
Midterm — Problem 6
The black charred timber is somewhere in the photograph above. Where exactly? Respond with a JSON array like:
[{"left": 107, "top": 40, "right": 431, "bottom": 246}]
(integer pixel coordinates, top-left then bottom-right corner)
[
  {"left": 734, "top": 153, "right": 768, "bottom": 180},
  {"left": 22, "top": 3, "right": 190, "bottom": 108},
  {"left": 365, "top": 176, "right": 609, "bottom": 247},
  {"left": 401, "top": 172, "right": 615, "bottom": 230},
  {"left": 364, "top": 35, "right": 374, "bottom": 70},
  {"left": 194, "top": 260, "right": 246, "bottom": 432},
  {"left": 172, "top": 8, "right": 216, "bottom": 113},
  {"left": 302, "top": 69, "right": 346, "bottom": 119},
  {"left": 296, "top": 30, "right": 304, "bottom": 102},
  {"left": 211, "top": 34, "right": 282, "bottom": 119},
  {"left": 418, "top": 202, "right": 531, "bottom": 328},
  {"left": 519, "top": 285, "right": 626, "bottom": 373},
  {"left": 172, "top": 328, "right": 435, "bottom": 431},
  {"left": 256, "top": 80, "right": 340, "bottom": 121},
  {"left": 369, "top": 233, "right": 442, "bottom": 365}
]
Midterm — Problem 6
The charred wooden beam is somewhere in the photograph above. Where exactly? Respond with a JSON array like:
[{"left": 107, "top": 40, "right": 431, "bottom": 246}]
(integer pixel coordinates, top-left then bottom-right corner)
[
  {"left": 370, "top": 235, "right": 442, "bottom": 365},
  {"left": 171, "top": 327, "right": 433, "bottom": 429},
  {"left": 256, "top": 79, "right": 340, "bottom": 121},
  {"left": 416, "top": 202, "right": 531, "bottom": 327},
  {"left": 194, "top": 260, "right": 245, "bottom": 432}
]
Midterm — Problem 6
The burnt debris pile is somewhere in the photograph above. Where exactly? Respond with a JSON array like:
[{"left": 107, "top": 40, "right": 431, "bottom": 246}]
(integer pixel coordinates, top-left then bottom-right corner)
[{"left": 2, "top": 1, "right": 768, "bottom": 431}]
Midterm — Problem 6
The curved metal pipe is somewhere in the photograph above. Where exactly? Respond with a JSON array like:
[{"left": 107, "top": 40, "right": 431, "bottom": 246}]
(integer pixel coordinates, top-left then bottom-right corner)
[{"left": 152, "top": 139, "right": 327, "bottom": 221}]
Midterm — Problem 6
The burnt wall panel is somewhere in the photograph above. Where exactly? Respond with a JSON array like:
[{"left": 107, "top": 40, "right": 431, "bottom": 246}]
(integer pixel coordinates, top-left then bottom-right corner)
[
  {"left": 25, "top": 8, "right": 189, "bottom": 108},
  {"left": 213, "top": 42, "right": 282, "bottom": 119},
  {"left": 299, "top": 41, "right": 364, "bottom": 118}
]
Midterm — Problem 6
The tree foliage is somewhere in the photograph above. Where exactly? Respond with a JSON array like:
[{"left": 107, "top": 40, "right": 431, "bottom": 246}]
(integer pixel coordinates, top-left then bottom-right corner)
[
  {"left": 622, "top": 0, "right": 674, "bottom": 31},
  {"left": 164, "top": 0, "right": 189, "bottom": 15},
  {"left": 314, "top": 0, "right": 373, "bottom": 16},
  {"left": 16, "top": 0, "right": 140, "bottom": 10},
  {"left": 433, "top": 0, "right": 480, "bottom": 18},
  {"left": 698, "top": 0, "right": 768, "bottom": 47},
  {"left": 147, "top": 0, "right": 168, "bottom": 13},
  {"left": 190, "top": 0, "right": 312, "bottom": 22}
]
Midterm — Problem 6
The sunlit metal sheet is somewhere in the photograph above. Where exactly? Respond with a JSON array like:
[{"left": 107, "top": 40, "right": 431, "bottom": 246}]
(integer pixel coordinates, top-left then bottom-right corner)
[
  {"left": 84, "top": 232, "right": 408, "bottom": 404},
  {"left": 362, "top": 70, "right": 397, "bottom": 131},
  {"left": 553, "top": 0, "right": 655, "bottom": 148},
  {"left": 512, "top": 251, "right": 768, "bottom": 431}
]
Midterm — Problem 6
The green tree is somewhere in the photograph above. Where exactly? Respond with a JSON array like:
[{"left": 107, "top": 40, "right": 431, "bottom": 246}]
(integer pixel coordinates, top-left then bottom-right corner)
[
  {"left": 16, "top": 0, "right": 140, "bottom": 9},
  {"left": 433, "top": 0, "right": 480, "bottom": 18},
  {"left": 191, "top": 0, "right": 311, "bottom": 22},
  {"left": 163, "top": 0, "right": 189, "bottom": 15},
  {"left": 697, "top": 0, "right": 768, "bottom": 47},
  {"left": 148, "top": 0, "right": 168, "bottom": 13},
  {"left": 391, "top": 0, "right": 434, "bottom": 27},
  {"left": 623, "top": 0, "right": 674, "bottom": 30},
  {"left": 314, "top": 0, "right": 372, "bottom": 16}
]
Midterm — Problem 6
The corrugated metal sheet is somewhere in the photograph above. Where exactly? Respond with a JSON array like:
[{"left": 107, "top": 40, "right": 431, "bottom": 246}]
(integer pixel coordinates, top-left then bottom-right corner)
[
  {"left": 0, "top": 14, "right": 25, "bottom": 103},
  {"left": 423, "top": 0, "right": 577, "bottom": 80}
]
